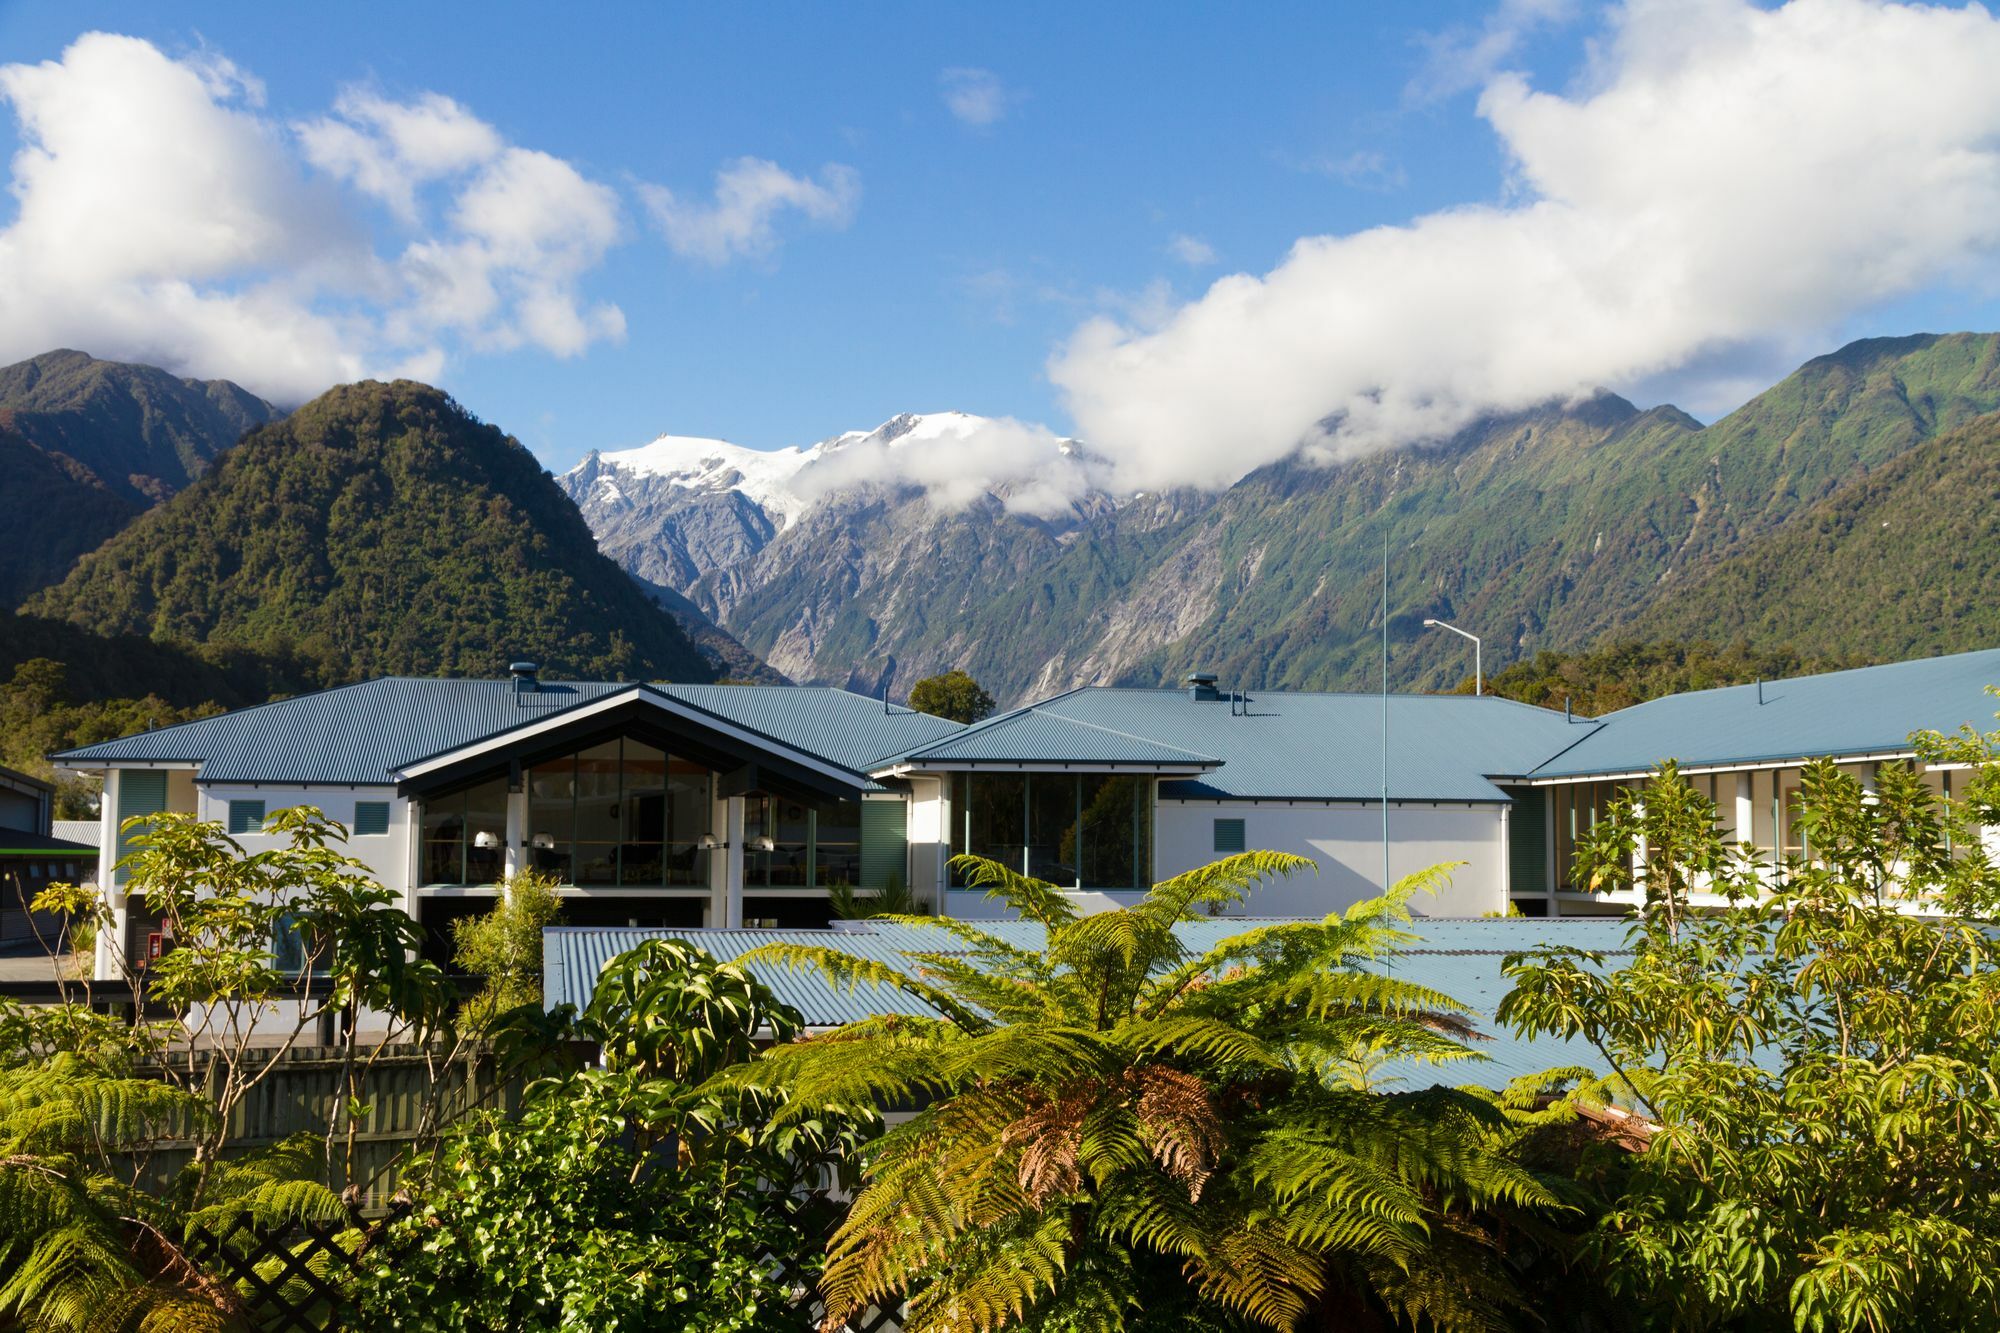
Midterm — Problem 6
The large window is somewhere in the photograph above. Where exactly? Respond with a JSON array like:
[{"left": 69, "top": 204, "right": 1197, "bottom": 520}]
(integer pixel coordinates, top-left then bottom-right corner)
[
  {"left": 420, "top": 778, "right": 507, "bottom": 886},
  {"left": 745, "top": 796, "right": 862, "bottom": 889},
  {"left": 524, "top": 739, "right": 713, "bottom": 888},
  {"left": 420, "top": 740, "right": 715, "bottom": 888},
  {"left": 951, "top": 773, "right": 1152, "bottom": 890}
]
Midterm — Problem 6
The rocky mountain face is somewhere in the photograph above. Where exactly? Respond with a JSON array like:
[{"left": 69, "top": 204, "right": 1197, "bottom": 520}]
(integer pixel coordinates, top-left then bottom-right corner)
[
  {"left": 0, "top": 349, "right": 281, "bottom": 605},
  {"left": 564, "top": 333, "right": 2000, "bottom": 704}
]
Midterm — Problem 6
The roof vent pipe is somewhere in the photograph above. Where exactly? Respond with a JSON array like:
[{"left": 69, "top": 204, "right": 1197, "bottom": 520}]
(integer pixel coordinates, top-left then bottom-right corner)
[
  {"left": 509, "top": 660, "right": 541, "bottom": 694},
  {"left": 1185, "top": 672, "right": 1221, "bottom": 703}
]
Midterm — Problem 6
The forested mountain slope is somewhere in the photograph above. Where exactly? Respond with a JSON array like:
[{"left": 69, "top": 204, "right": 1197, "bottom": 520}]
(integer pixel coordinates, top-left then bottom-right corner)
[
  {"left": 0, "top": 349, "right": 280, "bottom": 605},
  {"left": 27, "top": 380, "right": 720, "bottom": 684}
]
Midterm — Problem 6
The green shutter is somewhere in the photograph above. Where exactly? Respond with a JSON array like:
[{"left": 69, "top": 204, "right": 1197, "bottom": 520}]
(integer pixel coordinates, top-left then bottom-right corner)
[
  {"left": 115, "top": 771, "right": 169, "bottom": 885},
  {"left": 1212, "top": 818, "right": 1246, "bottom": 854},
  {"left": 859, "top": 799, "right": 907, "bottom": 889},
  {"left": 1505, "top": 786, "right": 1547, "bottom": 896},
  {"left": 353, "top": 801, "right": 390, "bottom": 836}
]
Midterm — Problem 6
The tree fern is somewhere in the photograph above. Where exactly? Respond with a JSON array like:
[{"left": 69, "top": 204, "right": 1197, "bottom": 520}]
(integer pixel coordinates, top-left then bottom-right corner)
[{"left": 730, "top": 853, "right": 1566, "bottom": 1329}]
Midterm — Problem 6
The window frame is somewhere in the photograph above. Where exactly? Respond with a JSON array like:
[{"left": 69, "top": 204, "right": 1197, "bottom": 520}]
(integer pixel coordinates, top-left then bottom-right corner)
[{"left": 227, "top": 799, "right": 267, "bottom": 836}]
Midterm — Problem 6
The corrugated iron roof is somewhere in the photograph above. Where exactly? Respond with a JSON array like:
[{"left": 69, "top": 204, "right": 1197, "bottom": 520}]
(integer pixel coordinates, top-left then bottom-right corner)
[
  {"left": 53, "top": 678, "right": 963, "bottom": 788},
  {"left": 50, "top": 821, "right": 101, "bottom": 849},
  {"left": 918, "top": 689, "right": 1591, "bottom": 803},
  {"left": 884, "top": 708, "right": 1221, "bottom": 769},
  {"left": 1531, "top": 646, "right": 2000, "bottom": 778},
  {"left": 543, "top": 917, "right": 1631, "bottom": 1090}
]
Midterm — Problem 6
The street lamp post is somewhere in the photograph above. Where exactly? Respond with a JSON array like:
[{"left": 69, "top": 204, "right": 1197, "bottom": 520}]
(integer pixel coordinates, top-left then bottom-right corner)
[{"left": 1422, "top": 618, "right": 1482, "bottom": 696}]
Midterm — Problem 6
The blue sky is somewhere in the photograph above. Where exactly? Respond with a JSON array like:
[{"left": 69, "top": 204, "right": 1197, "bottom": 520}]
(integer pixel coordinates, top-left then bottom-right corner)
[{"left": 3, "top": 0, "right": 2000, "bottom": 486}]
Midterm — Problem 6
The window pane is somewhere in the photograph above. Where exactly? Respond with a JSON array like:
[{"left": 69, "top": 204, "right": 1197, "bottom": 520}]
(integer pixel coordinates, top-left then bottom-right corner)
[
  {"left": 620, "top": 741, "right": 667, "bottom": 886},
  {"left": 814, "top": 799, "right": 863, "bottom": 889},
  {"left": 528, "top": 754, "right": 577, "bottom": 882},
  {"left": 1082, "top": 775, "right": 1150, "bottom": 889},
  {"left": 353, "top": 801, "right": 390, "bottom": 836},
  {"left": 955, "top": 773, "right": 1026, "bottom": 885},
  {"left": 420, "top": 793, "right": 464, "bottom": 886},
  {"left": 664, "top": 759, "right": 711, "bottom": 887},
  {"left": 573, "top": 741, "right": 623, "bottom": 886},
  {"left": 1027, "top": 775, "right": 1078, "bottom": 886},
  {"left": 228, "top": 800, "right": 266, "bottom": 835},
  {"left": 752, "top": 796, "right": 811, "bottom": 887},
  {"left": 463, "top": 778, "right": 509, "bottom": 885}
]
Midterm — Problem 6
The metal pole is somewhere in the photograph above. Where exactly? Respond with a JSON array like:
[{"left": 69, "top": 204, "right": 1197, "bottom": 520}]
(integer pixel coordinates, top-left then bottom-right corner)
[{"left": 1381, "top": 532, "right": 1390, "bottom": 893}]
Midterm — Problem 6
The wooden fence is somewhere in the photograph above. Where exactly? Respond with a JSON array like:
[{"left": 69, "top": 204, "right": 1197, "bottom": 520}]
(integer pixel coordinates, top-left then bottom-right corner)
[{"left": 126, "top": 1040, "right": 533, "bottom": 1212}]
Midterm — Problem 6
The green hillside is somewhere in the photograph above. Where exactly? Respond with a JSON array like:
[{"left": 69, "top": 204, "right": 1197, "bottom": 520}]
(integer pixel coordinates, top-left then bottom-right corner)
[
  {"left": 0, "top": 349, "right": 281, "bottom": 604},
  {"left": 27, "top": 379, "right": 719, "bottom": 684},
  {"left": 1630, "top": 407, "right": 2000, "bottom": 661}
]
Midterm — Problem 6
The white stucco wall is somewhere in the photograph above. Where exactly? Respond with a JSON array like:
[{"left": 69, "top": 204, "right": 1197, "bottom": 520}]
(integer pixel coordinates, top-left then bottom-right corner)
[
  {"left": 197, "top": 784, "right": 412, "bottom": 898},
  {"left": 1155, "top": 799, "right": 1510, "bottom": 918}
]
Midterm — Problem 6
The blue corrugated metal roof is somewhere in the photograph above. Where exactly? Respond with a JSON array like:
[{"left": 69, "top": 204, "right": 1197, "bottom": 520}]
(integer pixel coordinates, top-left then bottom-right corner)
[
  {"left": 1531, "top": 647, "right": 2000, "bottom": 778},
  {"left": 921, "top": 689, "right": 1589, "bottom": 803},
  {"left": 885, "top": 708, "right": 1221, "bottom": 768},
  {"left": 543, "top": 917, "right": 1631, "bottom": 1090},
  {"left": 53, "top": 678, "right": 964, "bottom": 788}
]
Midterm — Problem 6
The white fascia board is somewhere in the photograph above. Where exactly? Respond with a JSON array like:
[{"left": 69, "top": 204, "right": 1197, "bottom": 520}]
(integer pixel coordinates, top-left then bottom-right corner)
[
  {"left": 1515, "top": 747, "right": 1924, "bottom": 786},
  {"left": 393, "top": 685, "right": 863, "bottom": 788}
]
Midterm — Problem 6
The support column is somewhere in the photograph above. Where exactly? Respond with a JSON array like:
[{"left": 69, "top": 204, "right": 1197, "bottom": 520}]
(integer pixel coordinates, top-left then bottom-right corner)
[
  {"left": 723, "top": 796, "right": 746, "bottom": 929},
  {"left": 1734, "top": 773, "right": 1755, "bottom": 849},
  {"left": 1630, "top": 797, "right": 1647, "bottom": 901},
  {"left": 502, "top": 789, "right": 527, "bottom": 886},
  {"left": 95, "top": 770, "right": 125, "bottom": 982}
]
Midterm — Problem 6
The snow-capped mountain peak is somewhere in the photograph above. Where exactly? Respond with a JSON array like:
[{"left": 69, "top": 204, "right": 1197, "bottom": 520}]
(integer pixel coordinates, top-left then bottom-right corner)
[{"left": 589, "top": 433, "right": 821, "bottom": 530}]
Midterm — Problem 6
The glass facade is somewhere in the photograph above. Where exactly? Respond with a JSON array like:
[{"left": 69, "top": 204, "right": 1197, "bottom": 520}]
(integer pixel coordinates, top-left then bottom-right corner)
[
  {"left": 420, "top": 778, "right": 508, "bottom": 887},
  {"left": 745, "top": 796, "right": 863, "bottom": 889},
  {"left": 421, "top": 739, "right": 714, "bottom": 887},
  {"left": 950, "top": 772, "right": 1152, "bottom": 890}
]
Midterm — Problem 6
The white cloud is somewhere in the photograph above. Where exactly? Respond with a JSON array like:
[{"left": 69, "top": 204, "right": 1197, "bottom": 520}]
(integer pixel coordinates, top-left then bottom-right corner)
[
  {"left": 1047, "top": 0, "right": 2000, "bottom": 493},
  {"left": 640, "top": 157, "right": 860, "bottom": 265},
  {"left": 0, "top": 33, "right": 625, "bottom": 403},
  {"left": 794, "top": 414, "right": 1099, "bottom": 518},
  {"left": 1167, "top": 234, "right": 1217, "bottom": 267},
  {"left": 940, "top": 67, "right": 1012, "bottom": 127}
]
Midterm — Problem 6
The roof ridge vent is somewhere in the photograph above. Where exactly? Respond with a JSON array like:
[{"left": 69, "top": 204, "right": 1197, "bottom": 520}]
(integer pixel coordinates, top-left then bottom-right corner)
[
  {"left": 510, "top": 660, "right": 541, "bottom": 696},
  {"left": 1185, "top": 671, "right": 1221, "bottom": 703}
]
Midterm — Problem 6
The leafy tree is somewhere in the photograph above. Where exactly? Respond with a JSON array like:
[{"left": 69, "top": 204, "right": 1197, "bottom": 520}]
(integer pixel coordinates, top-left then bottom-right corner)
[
  {"left": 451, "top": 869, "right": 565, "bottom": 1029},
  {"left": 1501, "top": 745, "right": 2000, "bottom": 1330},
  {"left": 907, "top": 669, "right": 996, "bottom": 724},
  {"left": 356, "top": 939, "right": 862, "bottom": 1332},
  {"left": 731, "top": 853, "right": 1558, "bottom": 1332},
  {"left": 827, "top": 871, "right": 922, "bottom": 920}
]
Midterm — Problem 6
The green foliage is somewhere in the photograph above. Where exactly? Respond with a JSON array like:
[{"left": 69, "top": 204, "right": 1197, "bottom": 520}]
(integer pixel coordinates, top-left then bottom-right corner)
[
  {"left": 1500, "top": 742, "right": 2000, "bottom": 1330},
  {"left": 451, "top": 870, "right": 565, "bottom": 1029},
  {"left": 357, "top": 941, "right": 858, "bottom": 1332},
  {"left": 26, "top": 378, "right": 716, "bottom": 683},
  {"left": 729, "top": 853, "right": 1562, "bottom": 1331},
  {"left": 827, "top": 871, "right": 921, "bottom": 920},
  {"left": 1467, "top": 640, "right": 1858, "bottom": 716},
  {"left": 907, "top": 668, "right": 996, "bottom": 724}
]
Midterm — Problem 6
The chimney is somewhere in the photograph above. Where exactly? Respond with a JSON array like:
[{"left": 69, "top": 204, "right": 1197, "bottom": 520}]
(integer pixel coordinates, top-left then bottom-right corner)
[
  {"left": 509, "top": 660, "right": 541, "bottom": 694},
  {"left": 1185, "top": 671, "right": 1221, "bottom": 702}
]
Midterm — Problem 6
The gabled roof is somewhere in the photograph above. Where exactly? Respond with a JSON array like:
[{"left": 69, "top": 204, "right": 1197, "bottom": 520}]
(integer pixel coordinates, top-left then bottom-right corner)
[
  {"left": 53, "top": 677, "right": 963, "bottom": 788},
  {"left": 1531, "top": 647, "right": 2000, "bottom": 779},
  {"left": 543, "top": 917, "right": 1632, "bottom": 1090},
  {"left": 877, "top": 706, "right": 1221, "bottom": 771},
  {"left": 906, "top": 688, "right": 1588, "bottom": 802}
]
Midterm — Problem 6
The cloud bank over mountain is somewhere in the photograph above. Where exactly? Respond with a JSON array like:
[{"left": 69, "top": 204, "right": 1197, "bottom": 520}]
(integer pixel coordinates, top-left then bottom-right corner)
[{"left": 1049, "top": 0, "right": 2000, "bottom": 492}]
